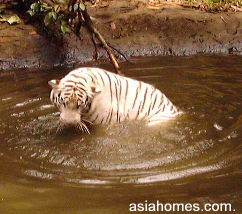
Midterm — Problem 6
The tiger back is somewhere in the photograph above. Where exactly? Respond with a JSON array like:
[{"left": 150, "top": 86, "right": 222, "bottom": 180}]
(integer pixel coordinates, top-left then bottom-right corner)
[{"left": 49, "top": 67, "right": 180, "bottom": 128}]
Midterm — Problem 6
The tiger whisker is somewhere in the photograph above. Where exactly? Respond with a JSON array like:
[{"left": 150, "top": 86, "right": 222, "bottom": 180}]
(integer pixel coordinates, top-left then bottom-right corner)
[
  {"left": 81, "top": 118, "right": 93, "bottom": 125},
  {"left": 81, "top": 125, "right": 85, "bottom": 133},
  {"left": 76, "top": 123, "right": 83, "bottom": 132},
  {"left": 75, "top": 121, "right": 90, "bottom": 134},
  {"left": 56, "top": 121, "right": 64, "bottom": 134},
  {"left": 81, "top": 123, "right": 89, "bottom": 134},
  {"left": 78, "top": 120, "right": 90, "bottom": 134},
  {"left": 83, "top": 125, "right": 90, "bottom": 134}
]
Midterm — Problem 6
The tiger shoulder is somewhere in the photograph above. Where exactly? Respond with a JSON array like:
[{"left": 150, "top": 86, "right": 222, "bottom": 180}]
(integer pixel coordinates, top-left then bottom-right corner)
[{"left": 48, "top": 67, "right": 181, "bottom": 130}]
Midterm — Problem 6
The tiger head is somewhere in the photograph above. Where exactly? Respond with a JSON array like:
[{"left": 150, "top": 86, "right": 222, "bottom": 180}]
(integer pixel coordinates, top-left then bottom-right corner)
[{"left": 48, "top": 78, "right": 100, "bottom": 130}]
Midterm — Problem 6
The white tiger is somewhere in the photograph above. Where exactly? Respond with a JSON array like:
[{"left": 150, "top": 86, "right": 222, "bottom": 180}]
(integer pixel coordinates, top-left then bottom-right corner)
[{"left": 48, "top": 67, "right": 180, "bottom": 133}]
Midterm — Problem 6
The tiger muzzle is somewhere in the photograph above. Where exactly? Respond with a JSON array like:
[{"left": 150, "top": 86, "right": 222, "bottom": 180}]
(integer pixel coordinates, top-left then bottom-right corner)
[{"left": 59, "top": 109, "right": 81, "bottom": 125}]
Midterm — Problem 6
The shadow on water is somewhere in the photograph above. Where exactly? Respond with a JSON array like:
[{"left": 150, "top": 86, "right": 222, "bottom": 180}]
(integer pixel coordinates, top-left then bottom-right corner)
[{"left": 0, "top": 55, "right": 241, "bottom": 213}]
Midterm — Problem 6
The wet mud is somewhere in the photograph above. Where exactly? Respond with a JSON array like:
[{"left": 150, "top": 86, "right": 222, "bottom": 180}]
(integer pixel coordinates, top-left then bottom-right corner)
[{"left": 0, "top": 0, "right": 241, "bottom": 71}]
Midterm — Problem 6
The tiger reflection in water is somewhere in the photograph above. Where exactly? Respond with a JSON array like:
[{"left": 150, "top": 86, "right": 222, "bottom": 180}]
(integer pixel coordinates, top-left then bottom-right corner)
[{"left": 48, "top": 67, "right": 181, "bottom": 133}]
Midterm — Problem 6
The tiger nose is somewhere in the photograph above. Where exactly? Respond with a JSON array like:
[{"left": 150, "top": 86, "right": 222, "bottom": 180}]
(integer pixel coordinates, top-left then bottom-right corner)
[{"left": 60, "top": 110, "right": 80, "bottom": 124}]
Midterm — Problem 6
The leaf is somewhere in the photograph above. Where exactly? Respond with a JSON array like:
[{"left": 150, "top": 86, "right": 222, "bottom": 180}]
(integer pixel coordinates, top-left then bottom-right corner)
[
  {"left": 27, "top": 9, "right": 35, "bottom": 16},
  {"left": 6, "top": 15, "right": 21, "bottom": 25},
  {"left": 73, "top": 3, "right": 79, "bottom": 11},
  {"left": 44, "top": 12, "right": 52, "bottom": 26},
  {"left": 68, "top": 5, "right": 72, "bottom": 12},
  {"left": 54, "top": 5, "right": 60, "bottom": 13},
  {"left": 90, "top": 16, "right": 96, "bottom": 21},
  {"left": 60, "top": 24, "right": 66, "bottom": 34},
  {"left": 30, "top": 2, "right": 39, "bottom": 11},
  {"left": 50, "top": 11, "right": 57, "bottom": 20},
  {"left": 60, "top": 21, "right": 70, "bottom": 34},
  {"left": 0, "top": 18, "right": 7, "bottom": 23},
  {"left": 41, "top": 3, "right": 52, "bottom": 11},
  {"left": 57, "top": 14, "right": 64, "bottom": 22},
  {"left": 0, "top": 15, "right": 21, "bottom": 25},
  {"left": 79, "top": 3, "right": 86, "bottom": 11}
]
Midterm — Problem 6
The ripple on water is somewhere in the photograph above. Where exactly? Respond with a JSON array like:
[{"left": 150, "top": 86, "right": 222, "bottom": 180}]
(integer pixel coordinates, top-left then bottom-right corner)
[
  {"left": 2, "top": 109, "right": 240, "bottom": 185},
  {"left": 0, "top": 56, "right": 241, "bottom": 187}
]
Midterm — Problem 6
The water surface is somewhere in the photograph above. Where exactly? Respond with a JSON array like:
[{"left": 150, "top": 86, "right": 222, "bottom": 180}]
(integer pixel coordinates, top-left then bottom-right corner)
[{"left": 0, "top": 55, "right": 241, "bottom": 213}]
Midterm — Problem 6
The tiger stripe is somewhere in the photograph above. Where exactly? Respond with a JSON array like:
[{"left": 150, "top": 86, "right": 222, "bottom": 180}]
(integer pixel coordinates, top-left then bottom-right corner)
[{"left": 49, "top": 67, "right": 180, "bottom": 128}]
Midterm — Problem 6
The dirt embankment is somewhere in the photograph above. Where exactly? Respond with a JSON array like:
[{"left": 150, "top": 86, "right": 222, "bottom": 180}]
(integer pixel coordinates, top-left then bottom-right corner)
[{"left": 0, "top": 0, "right": 241, "bottom": 71}]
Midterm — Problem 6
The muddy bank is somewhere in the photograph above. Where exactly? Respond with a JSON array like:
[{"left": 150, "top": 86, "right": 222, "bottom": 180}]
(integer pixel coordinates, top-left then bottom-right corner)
[{"left": 0, "top": 0, "right": 241, "bottom": 71}]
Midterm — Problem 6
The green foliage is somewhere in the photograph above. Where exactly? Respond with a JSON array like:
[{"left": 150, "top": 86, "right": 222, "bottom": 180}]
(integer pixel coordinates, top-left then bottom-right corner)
[
  {"left": 60, "top": 20, "right": 70, "bottom": 33},
  {"left": 73, "top": 3, "right": 79, "bottom": 11},
  {"left": 27, "top": 2, "right": 39, "bottom": 16},
  {"left": 44, "top": 12, "right": 52, "bottom": 25},
  {"left": 79, "top": 3, "right": 86, "bottom": 11},
  {"left": 26, "top": 0, "right": 92, "bottom": 34},
  {"left": 54, "top": 5, "right": 61, "bottom": 13},
  {"left": 27, "top": 1, "right": 72, "bottom": 33}
]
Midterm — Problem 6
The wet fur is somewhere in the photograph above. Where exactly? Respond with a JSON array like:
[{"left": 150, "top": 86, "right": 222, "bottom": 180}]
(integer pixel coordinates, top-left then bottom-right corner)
[{"left": 49, "top": 67, "right": 180, "bottom": 132}]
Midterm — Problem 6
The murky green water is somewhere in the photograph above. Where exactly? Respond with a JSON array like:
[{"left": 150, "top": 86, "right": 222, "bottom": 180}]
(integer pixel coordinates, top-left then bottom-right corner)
[{"left": 0, "top": 55, "right": 241, "bottom": 214}]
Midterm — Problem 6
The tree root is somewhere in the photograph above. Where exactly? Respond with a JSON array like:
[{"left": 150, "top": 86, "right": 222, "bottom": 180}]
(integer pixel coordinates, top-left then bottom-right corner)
[{"left": 78, "top": 1, "right": 122, "bottom": 75}]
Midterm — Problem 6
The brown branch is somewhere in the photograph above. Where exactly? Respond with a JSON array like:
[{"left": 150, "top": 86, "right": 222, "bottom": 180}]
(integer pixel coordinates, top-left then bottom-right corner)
[
  {"left": 108, "top": 44, "right": 130, "bottom": 63},
  {"left": 40, "top": 0, "right": 123, "bottom": 74},
  {"left": 91, "top": 33, "right": 98, "bottom": 60},
  {"left": 92, "top": 26, "right": 121, "bottom": 74},
  {"left": 79, "top": 5, "right": 122, "bottom": 74}
]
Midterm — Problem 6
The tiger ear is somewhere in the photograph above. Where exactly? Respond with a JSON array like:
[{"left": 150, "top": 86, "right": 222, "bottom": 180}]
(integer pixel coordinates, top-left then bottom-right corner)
[
  {"left": 48, "top": 80, "right": 60, "bottom": 89},
  {"left": 91, "top": 86, "right": 101, "bottom": 94}
]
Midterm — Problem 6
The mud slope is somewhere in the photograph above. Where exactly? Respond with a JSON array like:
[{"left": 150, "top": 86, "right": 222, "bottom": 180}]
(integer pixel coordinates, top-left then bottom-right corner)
[{"left": 0, "top": 0, "right": 241, "bottom": 71}]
